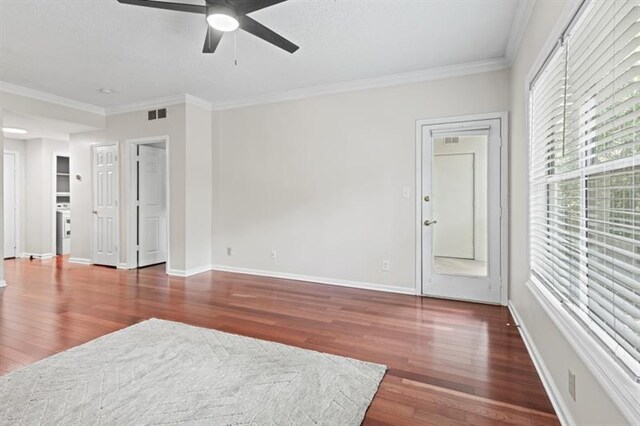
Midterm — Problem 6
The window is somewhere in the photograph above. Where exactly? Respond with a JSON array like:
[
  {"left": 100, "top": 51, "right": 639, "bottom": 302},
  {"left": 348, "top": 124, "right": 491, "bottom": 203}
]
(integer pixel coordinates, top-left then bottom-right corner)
[{"left": 529, "top": 0, "right": 640, "bottom": 380}]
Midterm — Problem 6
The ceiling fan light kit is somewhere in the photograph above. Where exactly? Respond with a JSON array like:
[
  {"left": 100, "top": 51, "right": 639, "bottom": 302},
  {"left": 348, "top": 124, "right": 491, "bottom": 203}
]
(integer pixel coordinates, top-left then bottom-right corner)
[{"left": 116, "top": 0, "right": 299, "bottom": 54}]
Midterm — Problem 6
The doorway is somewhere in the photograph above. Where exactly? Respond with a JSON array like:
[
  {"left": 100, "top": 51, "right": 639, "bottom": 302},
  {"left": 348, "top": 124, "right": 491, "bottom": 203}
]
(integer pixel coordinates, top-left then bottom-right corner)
[
  {"left": 126, "top": 138, "right": 169, "bottom": 271},
  {"left": 415, "top": 113, "right": 508, "bottom": 305},
  {"left": 3, "top": 151, "right": 18, "bottom": 259}
]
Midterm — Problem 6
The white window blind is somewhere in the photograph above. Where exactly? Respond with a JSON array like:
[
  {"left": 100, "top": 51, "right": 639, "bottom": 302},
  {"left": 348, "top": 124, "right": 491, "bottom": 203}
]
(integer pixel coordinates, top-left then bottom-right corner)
[{"left": 529, "top": 0, "right": 640, "bottom": 380}]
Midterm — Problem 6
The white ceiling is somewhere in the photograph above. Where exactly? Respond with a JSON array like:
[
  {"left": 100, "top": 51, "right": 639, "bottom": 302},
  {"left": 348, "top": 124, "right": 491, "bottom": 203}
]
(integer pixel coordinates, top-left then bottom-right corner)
[
  {"left": 0, "top": 0, "right": 523, "bottom": 108},
  {"left": 2, "top": 110, "right": 98, "bottom": 140}
]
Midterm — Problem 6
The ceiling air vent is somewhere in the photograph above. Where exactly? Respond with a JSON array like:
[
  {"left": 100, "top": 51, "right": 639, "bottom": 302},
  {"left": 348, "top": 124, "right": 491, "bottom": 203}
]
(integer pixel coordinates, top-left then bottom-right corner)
[{"left": 444, "top": 137, "right": 460, "bottom": 145}]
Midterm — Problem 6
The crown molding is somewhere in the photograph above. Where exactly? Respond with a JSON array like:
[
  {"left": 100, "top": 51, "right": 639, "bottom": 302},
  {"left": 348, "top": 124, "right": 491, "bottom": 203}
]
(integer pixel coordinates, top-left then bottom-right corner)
[
  {"left": 2, "top": 56, "right": 510, "bottom": 116},
  {"left": 211, "top": 57, "right": 509, "bottom": 111},
  {"left": 0, "top": 81, "right": 106, "bottom": 115},
  {"left": 505, "top": 0, "right": 535, "bottom": 66},
  {"left": 185, "top": 94, "right": 214, "bottom": 112},
  {"left": 104, "top": 93, "right": 213, "bottom": 116}
]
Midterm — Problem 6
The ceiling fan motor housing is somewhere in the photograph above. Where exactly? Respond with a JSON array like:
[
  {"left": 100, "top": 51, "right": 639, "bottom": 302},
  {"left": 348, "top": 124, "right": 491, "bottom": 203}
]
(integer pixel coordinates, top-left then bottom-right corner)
[{"left": 207, "top": 3, "right": 237, "bottom": 20}]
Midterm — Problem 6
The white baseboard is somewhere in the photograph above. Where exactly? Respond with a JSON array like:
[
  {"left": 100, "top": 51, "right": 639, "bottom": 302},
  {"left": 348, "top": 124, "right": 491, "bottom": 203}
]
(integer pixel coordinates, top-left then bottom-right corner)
[
  {"left": 0, "top": 280, "right": 6, "bottom": 288},
  {"left": 68, "top": 257, "right": 91, "bottom": 265},
  {"left": 167, "top": 264, "right": 212, "bottom": 277},
  {"left": 508, "top": 301, "right": 575, "bottom": 426},
  {"left": 19, "top": 253, "right": 55, "bottom": 260},
  {"left": 117, "top": 262, "right": 132, "bottom": 270},
  {"left": 210, "top": 264, "right": 417, "bottom": 295}
]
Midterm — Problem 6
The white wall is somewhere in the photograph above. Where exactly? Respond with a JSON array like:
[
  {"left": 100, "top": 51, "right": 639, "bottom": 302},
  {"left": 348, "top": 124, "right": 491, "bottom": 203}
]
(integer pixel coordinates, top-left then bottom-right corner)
[
  {"left": 4, "top": 138, "right": 26, "bottom": 256},
  {"left": 211, "top": 69, "right": 510, "bottom": 290},
  {"left": 509, "top": 1, "right": 628, "bottom": 424}
]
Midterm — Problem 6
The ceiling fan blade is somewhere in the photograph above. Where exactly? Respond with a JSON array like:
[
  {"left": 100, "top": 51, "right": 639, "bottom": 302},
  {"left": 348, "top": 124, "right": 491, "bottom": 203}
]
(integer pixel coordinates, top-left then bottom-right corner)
[
  {"left": 238, "top": 16, "right": 298, "bottom": 54},
  {"left": 232, "top": 0, "right": 288, "bottom": 14},
  {"left": 203, "top": 27, "right": 224, "bottom": 53},
  {"left": 117, "top": 0, "right": 206, "bottom": 14}
]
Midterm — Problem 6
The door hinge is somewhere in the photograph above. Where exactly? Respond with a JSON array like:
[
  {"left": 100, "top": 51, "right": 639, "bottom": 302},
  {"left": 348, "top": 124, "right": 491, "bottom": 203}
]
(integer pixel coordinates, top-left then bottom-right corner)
[{"left": 136, "top": 245, "right": 140, "bottom": 252}]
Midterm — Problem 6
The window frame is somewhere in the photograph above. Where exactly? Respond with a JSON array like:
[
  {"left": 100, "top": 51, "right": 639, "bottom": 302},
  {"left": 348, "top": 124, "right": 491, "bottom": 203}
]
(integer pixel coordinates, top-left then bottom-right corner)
[{"left": 524, "top": 0, "right": 640, "bottom": 422}]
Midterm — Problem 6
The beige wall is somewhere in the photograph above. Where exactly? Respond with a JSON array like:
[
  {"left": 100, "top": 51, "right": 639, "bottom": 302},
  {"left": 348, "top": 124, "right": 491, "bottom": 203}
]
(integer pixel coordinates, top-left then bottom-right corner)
[
  {"left": 509, "top": 1, "right": 628, "bottom": 424},
  {"left": 71, "top": 104, "right": 187, "bottom": 269},
  {"left": 70, "top": 102, "right": 212, "bottom": 274},
  {"left": 185, "top": 103, "right": 212, "bottom": 272},
  {"left": 211, "top": 69, "right": 510, "bottom": 290}
]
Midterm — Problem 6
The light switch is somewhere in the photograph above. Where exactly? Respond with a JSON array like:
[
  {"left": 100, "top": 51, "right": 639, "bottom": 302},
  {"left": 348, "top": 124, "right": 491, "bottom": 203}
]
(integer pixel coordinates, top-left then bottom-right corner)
[{"left": 402, "top": 186, "right": 411, "bottom": 198}]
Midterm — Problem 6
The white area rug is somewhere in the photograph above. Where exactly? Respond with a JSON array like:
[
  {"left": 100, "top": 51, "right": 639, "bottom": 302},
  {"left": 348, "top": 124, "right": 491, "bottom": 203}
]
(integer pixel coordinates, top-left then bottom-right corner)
[{"left": 0, "top": 318, "right": 386, "bottom": 425}]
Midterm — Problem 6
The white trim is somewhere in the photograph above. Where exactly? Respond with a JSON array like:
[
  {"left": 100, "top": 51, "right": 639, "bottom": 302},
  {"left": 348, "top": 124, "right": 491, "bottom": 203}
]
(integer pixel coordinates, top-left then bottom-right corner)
[
  {"left": 68, "top": 257, "right": 91, "bottom": 265},
  {"left": 185, "top": 94, "right": 214, "bottom": 112},
  {"left": 168, "top": 265, "right": 212, "bottom": 278},
  {"left": 527, "top": 279, "right": 640, "bottom": 423},
  {"left": 0, "top": 81, "right": 106, "bottom": 115},
  {"left": 0, "top": 280, "right": 6, "bottom": 288},
  {"left": 211, "top": 265, "right": 417, "bottom": 295},
  {"left": 504, "top": 0, "right": 535, "bottom": 65},
  {"left": 124, "top": 136, "right": 171, "bottom": 274},
  {"left": 3, "top": 58, "right": 507, "bottom": 116},
  {"left": 212, "top": 58, "right": 509, "bottom": 111},
  {"left": 117, "top": 262, "right": 131, "bottom": 270},
  {"left": 414, "top": 112, "right": 509, "bottom": 305},
  {"left": 106, "top": 94, "right": 212, "bottom": 116},
  {"left": 508, "top": 301, "right": 575, "bottom": 426},
  {"left": 19, "top": 253, "right": 55, "bottom": 260}
]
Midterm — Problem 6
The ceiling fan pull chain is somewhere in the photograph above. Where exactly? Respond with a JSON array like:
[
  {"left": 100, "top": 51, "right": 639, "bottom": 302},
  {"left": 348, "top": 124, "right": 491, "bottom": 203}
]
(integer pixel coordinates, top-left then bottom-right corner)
[{"left": 234, "top": 31, "right": 238, "bottom": 66}]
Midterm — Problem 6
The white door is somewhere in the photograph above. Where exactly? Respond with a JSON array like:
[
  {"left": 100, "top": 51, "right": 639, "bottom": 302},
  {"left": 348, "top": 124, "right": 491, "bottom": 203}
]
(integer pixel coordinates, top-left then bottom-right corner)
[
  {"left": 421, "top": 118, "right": 502, "bottom": 304},
  {"left": 92, "top": 145, "right": 119, "bottom": 266},
  {"left": 433, "top": 154, "right": 475, "bottom": 259},
  {"left": 137, "top": 145, "right": 167, "bottom": 267},
  {"left": 3, "top": 152, "right": 17, "bottom": 258}
]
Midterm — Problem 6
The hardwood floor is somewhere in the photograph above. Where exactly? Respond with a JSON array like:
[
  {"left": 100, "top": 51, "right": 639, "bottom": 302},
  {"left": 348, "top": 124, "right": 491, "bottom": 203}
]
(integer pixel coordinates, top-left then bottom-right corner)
[{"left": 0, "top": 257, "right": 558, "bottom": 425}]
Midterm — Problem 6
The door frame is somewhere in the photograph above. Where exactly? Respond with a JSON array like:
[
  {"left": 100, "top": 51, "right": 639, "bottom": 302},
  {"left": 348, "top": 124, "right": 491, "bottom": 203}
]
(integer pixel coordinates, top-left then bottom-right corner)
[
  {"left": 414, "top": 112, "right": 509, "bottom": 305},
  {"left": 90, "top": 142, "right": 120, "bottom": 266},
  {"left": 51, "top": 151, "right": 69, "bottom": 258},
  {"left": 124, "top": 136, "right": 170, "bottom": 274},
  {"left": 3, "top": 150, "right": 20, "bottom": 258}
]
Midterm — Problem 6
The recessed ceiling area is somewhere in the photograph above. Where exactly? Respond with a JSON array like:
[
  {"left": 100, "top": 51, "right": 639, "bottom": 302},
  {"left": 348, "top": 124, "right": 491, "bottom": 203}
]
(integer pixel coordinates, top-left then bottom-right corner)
[
  {"left": 0, "top": 0, "right": 521, "bottom": 107},
  {"left": 2, "top": 110, "right": 99, "bottom": 141}
]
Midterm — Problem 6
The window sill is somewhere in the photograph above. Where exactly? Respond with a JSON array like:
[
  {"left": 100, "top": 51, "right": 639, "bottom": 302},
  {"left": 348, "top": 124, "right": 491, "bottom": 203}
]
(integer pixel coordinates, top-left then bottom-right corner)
[{"left": 526, "top": 277, "right": 639, "bottom": 424}]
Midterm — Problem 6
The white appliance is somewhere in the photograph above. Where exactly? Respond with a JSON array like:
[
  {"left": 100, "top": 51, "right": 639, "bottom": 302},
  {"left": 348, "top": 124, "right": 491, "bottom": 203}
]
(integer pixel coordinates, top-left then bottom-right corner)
[{"left": 56, "top": 203, "right": 71, "bottom": 255}]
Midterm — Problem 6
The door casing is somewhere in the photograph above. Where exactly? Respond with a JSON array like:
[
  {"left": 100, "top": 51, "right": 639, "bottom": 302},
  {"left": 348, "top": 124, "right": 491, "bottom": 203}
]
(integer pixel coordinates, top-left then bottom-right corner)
[
  {"left": 415, "top": 112, "right": 509, "bottom": 305},
  {"left": 124, "top": 136, "right": 170, "bottom": 273}
]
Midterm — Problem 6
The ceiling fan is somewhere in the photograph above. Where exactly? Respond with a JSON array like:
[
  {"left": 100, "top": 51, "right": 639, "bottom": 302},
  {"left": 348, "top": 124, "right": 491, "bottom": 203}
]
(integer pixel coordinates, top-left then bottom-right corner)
[{"left": 116, "top": 0, "right": 299, "bottom": 54}]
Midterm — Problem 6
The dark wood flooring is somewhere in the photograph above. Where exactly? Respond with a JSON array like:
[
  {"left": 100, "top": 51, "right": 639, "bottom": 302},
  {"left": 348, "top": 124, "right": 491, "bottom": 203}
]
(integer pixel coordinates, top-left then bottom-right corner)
[{"left": 0, "top": 257, "right": 558, "bottom": 425}]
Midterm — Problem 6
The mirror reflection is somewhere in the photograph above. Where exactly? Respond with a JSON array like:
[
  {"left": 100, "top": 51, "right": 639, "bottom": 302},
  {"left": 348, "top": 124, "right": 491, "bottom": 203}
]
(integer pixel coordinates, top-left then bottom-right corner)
[{"left": 432, "top": 134, "right": 488, "bottom": 277}]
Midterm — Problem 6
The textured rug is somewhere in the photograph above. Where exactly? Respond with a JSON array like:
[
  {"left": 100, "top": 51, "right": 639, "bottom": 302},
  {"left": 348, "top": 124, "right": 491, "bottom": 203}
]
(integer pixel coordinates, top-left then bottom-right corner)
[{"left": 0, "top": 318, "right": 386, "bottom": 425}]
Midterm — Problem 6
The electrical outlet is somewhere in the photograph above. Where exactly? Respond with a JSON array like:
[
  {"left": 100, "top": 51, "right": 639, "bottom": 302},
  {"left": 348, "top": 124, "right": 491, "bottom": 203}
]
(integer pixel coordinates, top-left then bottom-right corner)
[
  {"left": 226, "top": 247, "right": 232, "bottom": 256},
  {"left": 568, "top": 370, "right": 576, "bottom": 401},
  {"left": 270, "top": 250, "right": 277, "bottom": 260},
  {"left": 382, "top": 260, "right": 390, "bottom": 272}
]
